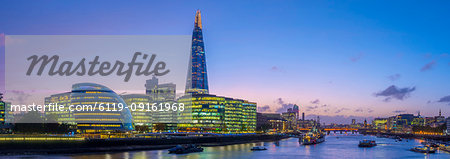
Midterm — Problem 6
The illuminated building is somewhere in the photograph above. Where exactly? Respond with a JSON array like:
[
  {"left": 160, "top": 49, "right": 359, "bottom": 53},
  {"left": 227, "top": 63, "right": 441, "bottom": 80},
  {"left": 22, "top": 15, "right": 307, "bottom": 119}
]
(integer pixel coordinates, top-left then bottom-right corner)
[
  {"left": 393, "top": 114, "right": 414, "bottom": 129},
  {"left": 282, "top": 110, "right": 297, "bottom": 132},
  {"left": 364, "top": 119, "right": 367, "bottom": 128},
  {"left": 242, "top": 102, "right": 257, "bottom": 132},
  {"left": 292, "top": 105, "right": 299, "bottom": 119},
  {"left": 424, "top": 117, "right": 434, "bottom": 126},
  {"left": 372, "top": 118, "right": 387, "bottom": 129},
  {"left": 298, "top": 119, "right": 318, "bottom": 130},
  {"left": 411, "top": 116, "right": 425, "bottom": 126},
  {"left": 0, "top": 98, "right": 5, "bottom": 125},
  {"left": 446, "top": 117, "right": 450, "bottom": 135},
  {"left": 0, "top": 93, "right": 13, "bottom": 133},
  {"left": 297, "top": 112, "right": 318, "bottom": 129},
  {"left": 120, "top": 94, "right": 152, "bottom": 132},
  {"left": 350, "top": 119, "right": 359, "bottom": 128},
  {"left": 0, "top": 101, "right": 6, "bottom": 125},
  {"left": 4, "top": 102, "right": 13, "bottom": 123},
  {"left": 0, "top": 94, "right": 12, "bottom": 132},
  {"left": 44, "top": 92, "right": 74, "bottom": 124},
  {"left": 432, "top": 109, "right": 445, "bottom": 127},
  {"left": 151, "top": 100, "right": 179, "bottom": 133},
  {"left": 145, "top": 76, "right": 176, "bottom": 101},
  {"left": 257, "top": 113, "right": 288, "bottom": 133},
  {"left": 145, "top": 76, "right": 178, "bottom": 132},
  {"left": 177, "top": 94, "right": 256, "bottom": 133},
  {"left": 185, "top": 10, "right": 209, "bottom": 94},
  {"left": 410, "top": 111, "right": 425, "bottom": 126},
  {"left": 280, "top": 105, "right": 300, "bottom": 132},
  {"left": 71, "top": 83, "right": 133, "bottom": 133},
  {"left": 269, "top": 119, "right": 286, "bottom": 133},
  {"left": 176, "top": 10, "right": 257, "bottom": 134},
  {"left": 422, "top": 110, "right": 445, "bottom": 127}
]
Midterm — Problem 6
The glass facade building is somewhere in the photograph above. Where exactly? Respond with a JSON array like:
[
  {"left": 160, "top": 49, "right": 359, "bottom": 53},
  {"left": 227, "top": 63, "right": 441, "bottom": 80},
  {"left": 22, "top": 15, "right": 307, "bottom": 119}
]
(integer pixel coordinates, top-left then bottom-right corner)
[
  {"left": 143, "top": 76, "right": 179, "bottom": 132},
  {"left": 177, "top": 10, "right": 257, "bottom": 133},
  {"left": 70, "top": 83, "right": 133, "bottom": 133},
  {"left": 0, "top": 101, "right": 5, "bottom": 125},
  {"left": 177, "top": 94, "right": 256, "bottom": 133},
  {"left": 120, "top": 94, "right": 152, "bottom": 130},
  {"left": 185, "top": 10, "right": 209, "bottom": 94},
  {"left": 121, "top": 93, "right": 179, "bottom": 133},
  {"left": 4, "top": 102, "right": 12, "bottom": 123}
]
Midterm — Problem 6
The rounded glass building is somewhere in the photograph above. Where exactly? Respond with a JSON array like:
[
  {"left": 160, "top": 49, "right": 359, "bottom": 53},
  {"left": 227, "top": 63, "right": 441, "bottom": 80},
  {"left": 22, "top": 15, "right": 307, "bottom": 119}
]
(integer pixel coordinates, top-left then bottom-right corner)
[{"left": 70, "top": 83, "right": 133, "bottom": 133}]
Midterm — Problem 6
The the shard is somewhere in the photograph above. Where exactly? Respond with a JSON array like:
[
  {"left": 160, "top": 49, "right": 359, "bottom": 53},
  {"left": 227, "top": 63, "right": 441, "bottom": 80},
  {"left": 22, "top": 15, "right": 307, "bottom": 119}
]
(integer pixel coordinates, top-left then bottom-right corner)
[{"left": 185, "top": 10, "right": 209, "bottom": 94}]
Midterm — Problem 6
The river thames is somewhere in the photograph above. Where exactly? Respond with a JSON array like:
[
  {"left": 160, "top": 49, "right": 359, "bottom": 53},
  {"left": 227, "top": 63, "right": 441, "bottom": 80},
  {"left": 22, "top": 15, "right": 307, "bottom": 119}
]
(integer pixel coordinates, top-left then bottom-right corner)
[{"left": 19, "top": 133, "right": 450, "bottom": 159}]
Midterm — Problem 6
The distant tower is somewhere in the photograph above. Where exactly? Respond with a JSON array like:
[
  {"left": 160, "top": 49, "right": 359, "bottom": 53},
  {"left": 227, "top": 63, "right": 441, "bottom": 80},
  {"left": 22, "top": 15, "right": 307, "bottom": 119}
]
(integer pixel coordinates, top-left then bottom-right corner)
[
  {"left": 364, "top": 119, "right": 367, "bottom": 128},
  {"left": 293, "top": 104, "right": 299, "bottom": 119},
  {"left": 185, "top": 10, "right": 209, "bottom": 94},
  {"left": 146, "top": 76, "right": 176, "bottom": 101},
  {"left": 418, "top": 111, "right": 421, "bottom": 117},
  {"left": 317, "top": 116, "right": 320, "bottom": 126},
  {"left": 145, "top": 76, "right": 158, "bottom": 94},
  {"left": 302, "top": 112, "right": 305, "bottom": 121},
  {"left": 351, "top": 119, "right": 356, "bottom": 125},
  {"left": 439, "top": 109, "right": 441, "bottom": 116}
]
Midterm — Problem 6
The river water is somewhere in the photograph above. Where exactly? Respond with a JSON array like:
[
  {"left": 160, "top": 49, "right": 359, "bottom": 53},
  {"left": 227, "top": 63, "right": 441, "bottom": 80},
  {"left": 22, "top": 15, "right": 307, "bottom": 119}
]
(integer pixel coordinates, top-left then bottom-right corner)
[{"left": 15, "top": 133, "right": 450, "bottom": 159}]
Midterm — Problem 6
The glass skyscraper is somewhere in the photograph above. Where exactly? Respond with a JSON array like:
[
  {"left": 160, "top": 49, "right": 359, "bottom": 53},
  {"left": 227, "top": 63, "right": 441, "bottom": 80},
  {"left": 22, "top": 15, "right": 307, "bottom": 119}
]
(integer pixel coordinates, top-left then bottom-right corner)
[
  {"left": 178, "top": 10, "right": 257, "bottom": 133},
  {"left": 185, "top": 10, "right": 209, "bottom": 94}
]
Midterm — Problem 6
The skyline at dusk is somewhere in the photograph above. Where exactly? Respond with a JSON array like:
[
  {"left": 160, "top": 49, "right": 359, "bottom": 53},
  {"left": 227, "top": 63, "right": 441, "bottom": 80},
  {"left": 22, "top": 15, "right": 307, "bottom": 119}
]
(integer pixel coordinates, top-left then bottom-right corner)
[{"left": 1, "top": 0, "right": 450, "bottom": 124}]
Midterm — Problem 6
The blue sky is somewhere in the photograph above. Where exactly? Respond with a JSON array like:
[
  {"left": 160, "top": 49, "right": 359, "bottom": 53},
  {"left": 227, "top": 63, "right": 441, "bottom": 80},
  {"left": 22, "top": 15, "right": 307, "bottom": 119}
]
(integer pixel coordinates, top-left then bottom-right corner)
[{"left": 1, "top": 0, "right": 449, "bottom": 123}]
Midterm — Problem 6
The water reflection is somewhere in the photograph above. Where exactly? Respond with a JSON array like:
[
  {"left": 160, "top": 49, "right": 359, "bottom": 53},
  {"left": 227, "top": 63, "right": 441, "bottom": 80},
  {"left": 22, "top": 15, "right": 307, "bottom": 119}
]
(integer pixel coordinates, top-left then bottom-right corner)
[
  {"left": 36, "top": 133, "right": 450, "bottom": 159},
  {"left": 274, "top": 141, "right": 280, "bottom": 147}
]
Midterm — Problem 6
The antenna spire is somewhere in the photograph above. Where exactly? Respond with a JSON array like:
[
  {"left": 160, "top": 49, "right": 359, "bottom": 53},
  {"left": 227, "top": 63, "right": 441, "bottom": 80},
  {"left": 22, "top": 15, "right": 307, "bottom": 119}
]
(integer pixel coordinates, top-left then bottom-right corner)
[{"left": 195, "top": 10, "right": 202, "bottom": 29}]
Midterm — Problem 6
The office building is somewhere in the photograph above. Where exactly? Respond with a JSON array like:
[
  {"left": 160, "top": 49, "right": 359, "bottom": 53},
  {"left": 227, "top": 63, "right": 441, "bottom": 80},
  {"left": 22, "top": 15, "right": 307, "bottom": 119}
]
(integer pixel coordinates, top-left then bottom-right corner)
[
  {"left": 120, "top": 94, "right": 153, "bottom": 132},
  {"left": 44, "top": 92, "right": 74, "bottom": 124},
  {"left": 145, "top": 76, "right": 176, "bottom": 101},
  {"left": 71, "top": 83, "right": 133, "bottom": 133},
  {"left": 177, "top": 94, "right": 256, "bottom": 133}
]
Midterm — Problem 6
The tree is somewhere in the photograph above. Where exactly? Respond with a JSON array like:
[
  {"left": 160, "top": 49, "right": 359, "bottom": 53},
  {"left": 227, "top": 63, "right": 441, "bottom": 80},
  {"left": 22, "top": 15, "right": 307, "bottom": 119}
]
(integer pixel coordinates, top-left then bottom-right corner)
[
  {"left": 13, "top": 111, "right": 45, "bottom": 134},
  {"left": 13, "top": 112, "right": 72, "bottom": 134},
  {"left": 257, "top": 123, "right": 271, "bottom": 133}
]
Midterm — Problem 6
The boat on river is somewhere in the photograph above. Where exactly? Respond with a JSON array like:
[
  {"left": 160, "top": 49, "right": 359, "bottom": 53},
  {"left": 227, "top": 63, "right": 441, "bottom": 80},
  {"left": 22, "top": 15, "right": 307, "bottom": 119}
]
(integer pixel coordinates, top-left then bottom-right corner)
[
  {"left": 410, "top": 146, "right": 436, "bottom": 153},
  {"left": 251, "top": 146, "right": 267, "bottom": 151},
  {"left": 358, "top": 140, "right": 377, "bottom": 147},
  {"left": 168, "top": 144, "right": 204, "bottom": 154},
  {"left": 421, "top": 141, "right": 439, "bottom": 148},
  {"left": 301, "top": 132, "right": 325, "bottom": 145},
  {"left": 300, "top": 122, "right": 326, "bottom": 145}
]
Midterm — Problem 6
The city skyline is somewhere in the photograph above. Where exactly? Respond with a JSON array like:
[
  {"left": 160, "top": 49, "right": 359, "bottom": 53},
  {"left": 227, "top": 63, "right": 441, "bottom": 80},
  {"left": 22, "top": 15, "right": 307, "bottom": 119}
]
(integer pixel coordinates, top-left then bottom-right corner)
[{"left": 0, "top": 0, "right": 449, "bottom": 123}]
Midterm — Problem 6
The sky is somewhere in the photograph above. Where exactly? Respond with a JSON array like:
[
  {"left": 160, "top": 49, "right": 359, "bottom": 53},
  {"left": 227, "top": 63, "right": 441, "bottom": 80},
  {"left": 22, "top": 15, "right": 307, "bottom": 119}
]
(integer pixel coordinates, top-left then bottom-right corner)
[{"left": 1, "top": 0, "right": 449, "bottom": 124}]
